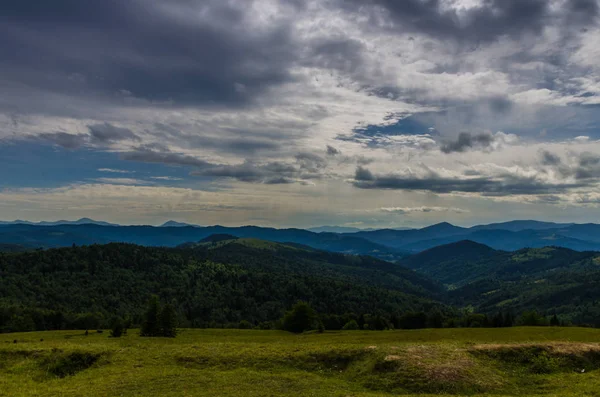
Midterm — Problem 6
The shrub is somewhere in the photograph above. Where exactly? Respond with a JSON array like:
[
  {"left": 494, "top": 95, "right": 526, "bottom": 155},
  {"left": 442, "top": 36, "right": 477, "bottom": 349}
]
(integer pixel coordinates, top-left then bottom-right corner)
[
  {"left": 238, "top": 320, "right": 253, "bottom": 329},
  {"left": 110, "top": 317, "right": 125, "bottom": 338},
  {"left": 342, "top": 320, "right": 359, "bottom": 330},
  {"left": 282, "top": 301, "right": 317, "bottom": 334}
]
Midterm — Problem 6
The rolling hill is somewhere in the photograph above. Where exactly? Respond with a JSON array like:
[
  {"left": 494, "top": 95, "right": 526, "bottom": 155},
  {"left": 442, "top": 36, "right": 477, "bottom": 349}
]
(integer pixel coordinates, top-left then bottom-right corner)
[
  {"left": 398, "top": 240, "right": 600, "bottom": 325},
  {"left": 0, "top": 238, "right": 443, "bottom": 332}
]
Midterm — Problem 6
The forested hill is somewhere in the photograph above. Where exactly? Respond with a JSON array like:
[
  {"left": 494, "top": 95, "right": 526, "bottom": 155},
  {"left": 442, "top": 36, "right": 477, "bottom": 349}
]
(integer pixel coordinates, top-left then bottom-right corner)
[
  {"left": 399, "top": 240, "right": 600, "bottom": 326},
  {"left": 0, "top": 239, "right": 443, "bottom": 332}
]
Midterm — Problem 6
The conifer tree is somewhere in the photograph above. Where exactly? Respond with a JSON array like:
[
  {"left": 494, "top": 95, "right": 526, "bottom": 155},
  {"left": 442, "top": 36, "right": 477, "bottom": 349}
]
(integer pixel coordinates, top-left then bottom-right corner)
[
  {"left": 140, "top": 295, "right": 161, "bottom": 336},
  {"left": 159, "top": 303, "right": 178, "bottom": 338}
]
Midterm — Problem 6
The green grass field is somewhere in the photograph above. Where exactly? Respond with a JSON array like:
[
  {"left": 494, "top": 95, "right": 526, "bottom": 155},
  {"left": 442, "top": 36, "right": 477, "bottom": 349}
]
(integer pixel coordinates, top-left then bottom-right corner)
[{"left": 2, "top": 327, "right": 600, "bottom": 396}]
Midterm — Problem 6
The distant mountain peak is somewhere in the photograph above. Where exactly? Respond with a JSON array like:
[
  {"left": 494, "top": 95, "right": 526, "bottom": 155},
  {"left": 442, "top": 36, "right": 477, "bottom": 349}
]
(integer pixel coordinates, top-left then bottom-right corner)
[{"left": 160, "top": 220, "right": 197, "bottom": 228}]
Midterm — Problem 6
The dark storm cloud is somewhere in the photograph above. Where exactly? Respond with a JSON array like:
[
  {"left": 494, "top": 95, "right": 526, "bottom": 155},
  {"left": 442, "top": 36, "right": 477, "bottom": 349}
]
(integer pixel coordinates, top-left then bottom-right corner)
[
  {"left": 539, "top": 150, "right": 600, "bottom": 180},
  {"left": 151, "top": 122, "right": 282, "bottom": 156},
  {"left": 352, "top": 166, "right": 586, "bottom": 196},
  {"left": 440, "top": 132, "right": 495, "bottom": 153},
  {"left": 302, "top": 37, "right": 366, "bottom": 74},
  {"left": 340, "top": 0, "right": 598, "bottom": 43},
  {"left": 122, "top": 146, "right": 327, "bottom": 184},
  {"left": 0, "top": 0, "right": 298, "bottom": 108},
  {"left": 88, "top": 123, "right": 140, "bottom": 143},
  {"left": 539, "top": 150, "right": 562, "bottom": 166},
  {"left": 37, "top": 132, "right": 88, "bottom": 149},
  {"left": 575, "top": 152, "right": 600, "bottom": 180},
  {"left": 488, "top": 97, "right": 513, "bottom": 115},
  {"left": 121, "top": 147, "right": 213, "bottom": 168}
]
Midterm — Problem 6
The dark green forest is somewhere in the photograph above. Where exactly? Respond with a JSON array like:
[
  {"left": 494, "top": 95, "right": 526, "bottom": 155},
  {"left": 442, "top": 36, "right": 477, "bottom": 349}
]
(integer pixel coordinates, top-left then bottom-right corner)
[
  {"left": 2, "top": 237, "right": 600, "bottom": 333},
  {"left": 0, "top": 239, "right": 445, "bottom": 332},
  {"left": 401, "top": 241, "right": 600, "bottom": 326}
]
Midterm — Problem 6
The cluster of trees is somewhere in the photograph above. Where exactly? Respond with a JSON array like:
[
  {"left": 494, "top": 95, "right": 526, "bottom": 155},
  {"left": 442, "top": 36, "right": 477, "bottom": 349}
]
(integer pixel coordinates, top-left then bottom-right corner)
[
  {"left": 281, "top": 303, "right": 577, "bottom": 333},
  {"left": 139, "top": 296, "right": 177, "bottom": 337}
]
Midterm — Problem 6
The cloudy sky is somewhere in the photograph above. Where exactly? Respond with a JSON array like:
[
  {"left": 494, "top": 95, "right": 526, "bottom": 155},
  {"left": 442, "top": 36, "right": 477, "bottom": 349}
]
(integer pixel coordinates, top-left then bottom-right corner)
[{"left": 2, "top": 0, "right": 600, "bottom": 228}]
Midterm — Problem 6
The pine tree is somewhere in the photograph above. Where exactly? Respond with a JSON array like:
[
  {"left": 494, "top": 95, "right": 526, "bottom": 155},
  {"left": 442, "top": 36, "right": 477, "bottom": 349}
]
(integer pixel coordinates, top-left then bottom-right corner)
[
  {"left": 140, "top": 295, "right": 161, "bottom": 337},
  {"left": 550, "top": 314, "right": 560, "bottom": 327},
  {"left": 159, "top": 303, "right": 178, "bottom": 338}
]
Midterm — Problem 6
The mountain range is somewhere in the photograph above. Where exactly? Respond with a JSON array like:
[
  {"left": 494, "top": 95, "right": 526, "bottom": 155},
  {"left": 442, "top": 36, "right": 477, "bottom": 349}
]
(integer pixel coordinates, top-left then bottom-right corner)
[{"left": 2, "top": 219, "right": 600, "bottom": 255}]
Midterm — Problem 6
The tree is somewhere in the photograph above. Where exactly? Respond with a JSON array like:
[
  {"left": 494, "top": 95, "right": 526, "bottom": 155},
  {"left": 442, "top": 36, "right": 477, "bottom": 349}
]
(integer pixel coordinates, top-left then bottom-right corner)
[
  {"left": 317, "top": 321, "right": 325, "bottom": 333},
  {"left": 159, "top": 303, "right": 178, "bottom": 338},
  {"left": 110, "top": 317, "right": 125, "bottom": 338},
  {"left": 282, "top": 301, "right": 317, "bottom": 333},
  {"left": 140, "top": 295, "right": 161, "bottom": 337},
  {"left": 518, "top": 311, "right": 548, "bottom": 326},
  {"left": 427, "top": 309, "right": 444, "bottom": 328},
  {"left": 238, "top": 320, "right": 253, "bottom": 329},
  {"left": 398, "top": 312, "right": 427, "bottom": 329},
  {"left": 550, "top": 314, "right": 560, "bottom": 327},
  {"left": 342, "top": 320, "right": 359, "bottom": 330}
]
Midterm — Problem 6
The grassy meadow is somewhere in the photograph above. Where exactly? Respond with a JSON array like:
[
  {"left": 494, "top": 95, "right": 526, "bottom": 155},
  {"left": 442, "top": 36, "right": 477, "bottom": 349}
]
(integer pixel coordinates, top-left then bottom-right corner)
[{"left": 2, "top": 327, "right": 600, "bottom": 396}]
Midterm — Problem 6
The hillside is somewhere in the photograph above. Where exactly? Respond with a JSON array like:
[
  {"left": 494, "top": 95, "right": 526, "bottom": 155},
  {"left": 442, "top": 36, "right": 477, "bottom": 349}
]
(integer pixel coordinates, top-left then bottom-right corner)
[
  {"left": 0, "top": 239, "right": 442, "bottom": 332},
  {"left": 398, "top": 240, "right": 600, "bottom": 324},
  {"left": 399, "top": 240, "right": 500, "bottom": 286}
]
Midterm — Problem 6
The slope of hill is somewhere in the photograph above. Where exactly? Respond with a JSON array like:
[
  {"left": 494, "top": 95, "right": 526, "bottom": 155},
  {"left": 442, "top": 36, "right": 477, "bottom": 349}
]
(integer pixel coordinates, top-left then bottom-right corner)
[
  {"left": 399, "top": 240, "right": 499, "bottom": 286},
  {"left": 0, "top": 240, "right": 442, "bottom": 332},
  {"left": 398, "top": 240, "right": 600, "bottom": 325},
  {"left": 0, "top": 243, "right": 30, "bottom": 252}
]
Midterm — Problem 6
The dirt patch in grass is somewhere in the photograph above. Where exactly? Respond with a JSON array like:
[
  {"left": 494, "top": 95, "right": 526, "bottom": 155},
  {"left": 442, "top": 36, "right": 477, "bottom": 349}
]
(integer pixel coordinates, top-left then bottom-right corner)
[
  {"left": 1, "top": 348, "right": 107, "bottom": 379},
  {"left": 357, "top": 345, "right": 504, "bottom": 394},
  {"left": 41, "top": 350, "right": 104, "bottom": 377},
  {"left": 470, "top": 343, "right": 600, "bottom": 374}
]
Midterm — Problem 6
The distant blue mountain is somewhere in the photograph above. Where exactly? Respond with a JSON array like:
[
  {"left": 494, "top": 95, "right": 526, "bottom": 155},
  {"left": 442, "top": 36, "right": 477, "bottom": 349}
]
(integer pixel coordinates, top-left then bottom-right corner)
[
  {"left": 0, "top": 219, "right": 599, "bottom": 255},
  {"left": 160, "top": 220, "right": 199, "bottom": 228},
  {"left": 470, "top": 220, "right": 574, "bottom": 232},
  {"left": 0, "top": 218, "right": 117, "bottom": 227}
]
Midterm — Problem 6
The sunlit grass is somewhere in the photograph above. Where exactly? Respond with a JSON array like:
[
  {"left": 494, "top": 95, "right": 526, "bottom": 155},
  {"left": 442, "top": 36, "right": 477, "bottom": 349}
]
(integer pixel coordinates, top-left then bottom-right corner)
[{"left": 1, "top": 327, "right": 600, "bottom": 396}]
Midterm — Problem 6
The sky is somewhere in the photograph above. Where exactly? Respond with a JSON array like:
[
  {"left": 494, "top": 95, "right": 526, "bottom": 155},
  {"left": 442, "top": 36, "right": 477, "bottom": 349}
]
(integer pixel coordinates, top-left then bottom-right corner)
[{"left": 1, "top": 0, "right": 600, "bottom": 228}]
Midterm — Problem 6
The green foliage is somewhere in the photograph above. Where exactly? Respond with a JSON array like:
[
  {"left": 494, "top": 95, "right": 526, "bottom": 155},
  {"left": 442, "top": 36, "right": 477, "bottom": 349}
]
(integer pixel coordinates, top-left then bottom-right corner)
[
  {"left": 159, "top": 303, "right": 177, "bottom": 338},
  {"left": 140, "top": 296, "right": 161, "bottom": 337},
  {"left": 238, "top": 320, "right": 253, "bottom": 329},
  {"left": 518, "top": 311, "right": 548, "bottom": 326},
  {"left": 109, "top": 317, "right": 125, "bottom": 338},
  {"left": 0, "top": 242, "right": 443, "bottom": 333},
  {"left": 282, "top": 301, "right": 317, "bottom": 333},
  {"left": 342, "top": 320, "right": 359, "bottom": 330},
  {"left": 317, "top": 321, "right": 325, "bottom": 333}
]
